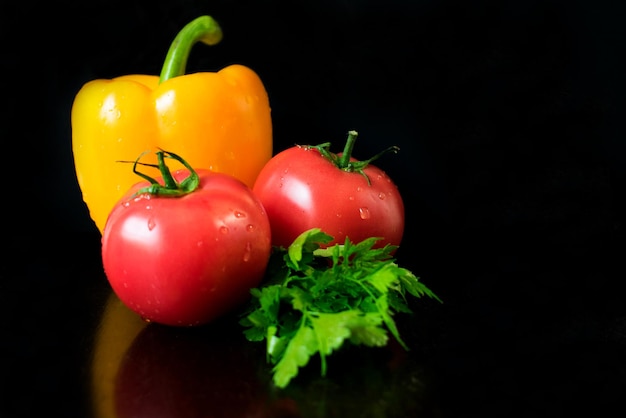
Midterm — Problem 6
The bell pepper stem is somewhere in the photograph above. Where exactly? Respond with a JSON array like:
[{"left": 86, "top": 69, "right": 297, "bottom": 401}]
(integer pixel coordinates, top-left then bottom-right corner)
[{"left": 159, "top": 15, "right": 223, "bottom": 84}]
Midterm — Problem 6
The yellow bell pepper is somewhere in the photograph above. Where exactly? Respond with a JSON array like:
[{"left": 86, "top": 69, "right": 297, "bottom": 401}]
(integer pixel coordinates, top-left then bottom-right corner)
[{"left": 71, "top": 15, "right": 273, "bottom": 233}]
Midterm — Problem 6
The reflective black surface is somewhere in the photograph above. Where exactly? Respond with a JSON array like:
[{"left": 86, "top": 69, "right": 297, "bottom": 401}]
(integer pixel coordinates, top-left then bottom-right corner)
[
  {"left": 4, "top": 1, "right": 626, "bottom": 417},
  {"left": 7, "top": 225, "right": 626, "bottom": 417}
]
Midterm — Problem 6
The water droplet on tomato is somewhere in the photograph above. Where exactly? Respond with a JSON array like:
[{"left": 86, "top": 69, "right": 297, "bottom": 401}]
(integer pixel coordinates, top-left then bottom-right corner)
[
  {"left": 122, "top": 201, "right": 130, "bottom": 208},
  {"left": 378, "top": 192, "right": 386, "bottom": 200},
  {"left": 134, "top": 193, "right": 151, "bottom": 203},
  {"left": 243, "top": 242, "right": 252, "bottom": 262},
  {"left": 359, "top": 207, "right": 371, "bottom": 220},
  {"left": 147, "top": 218, "right": 156, "bottom": 230},
  {"left": 349, "top": 196, "right": 355, "bottom": 201},
  {"left": 246, "top": 224, "right": 255, "bottom": 232},
  {"left": 356, "top": 186, "right": 363, "bottom": 192},
  {"left": 336, "top": 213, "right": 342, "bottom": 218},
  {"left": 234, "top": 211, "right": 246, "bottom": 218},
  {"left": 219, "top": 226, "right": 229, "bottom": 234}
]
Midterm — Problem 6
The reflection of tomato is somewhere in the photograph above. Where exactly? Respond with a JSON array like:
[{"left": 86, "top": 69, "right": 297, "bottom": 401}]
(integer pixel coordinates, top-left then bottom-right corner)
[
  {"left": 91, "top": 292, "right": 148, "bottom": 418},
  {"left": 101, "top": 166, "right": 272, "bottom": 326},
  {"left": 252, "top": 135, "right": 405, "bottom": 249},
  {"left": 114, "top": 320, "right": 272, "bottom": 418},
  {"left": 93, "top": 293, "right": 300, "bottom": 418},
  {"left": 110, "top": 312, "right": 431, "bottom": 418}
]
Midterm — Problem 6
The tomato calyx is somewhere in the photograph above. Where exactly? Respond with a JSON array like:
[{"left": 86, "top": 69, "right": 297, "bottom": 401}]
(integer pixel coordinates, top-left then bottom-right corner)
[
  {"left": 122, "top": 149, "right": 200, "bottom": 197},
  {"left": 309, "top": 130, "right": 399, "bottom": 185}
]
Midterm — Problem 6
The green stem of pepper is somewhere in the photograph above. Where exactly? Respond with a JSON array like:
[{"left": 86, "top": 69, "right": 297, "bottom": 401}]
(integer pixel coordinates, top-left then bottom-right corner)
[{"left": 159, "top": 15, "right": 223, "bottom": 84}]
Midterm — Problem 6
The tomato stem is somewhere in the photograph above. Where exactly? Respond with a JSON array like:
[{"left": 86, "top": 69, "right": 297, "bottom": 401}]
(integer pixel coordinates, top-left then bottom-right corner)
[
  {"left": 120, "top": 149, "right": 200, "bottom": 197},
  {"left": 159, "top": 15, "right": 223, "bottom": 84},
  {"left": 338, "top": 130, "right": 359, "bottom": 169},
  {"left": 310, "top": 131, "right": 400, "bottom": 185}
]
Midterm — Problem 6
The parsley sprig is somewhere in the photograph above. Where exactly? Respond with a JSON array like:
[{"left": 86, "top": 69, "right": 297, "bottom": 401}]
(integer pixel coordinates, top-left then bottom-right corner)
[{"left": 240, "top": 228, "right": 442, "bottom": 388}]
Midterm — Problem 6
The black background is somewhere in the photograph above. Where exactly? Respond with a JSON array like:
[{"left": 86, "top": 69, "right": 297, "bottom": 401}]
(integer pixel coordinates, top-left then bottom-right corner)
[{"left": 2, "top": 0, "right": 626, "bottom": 417}]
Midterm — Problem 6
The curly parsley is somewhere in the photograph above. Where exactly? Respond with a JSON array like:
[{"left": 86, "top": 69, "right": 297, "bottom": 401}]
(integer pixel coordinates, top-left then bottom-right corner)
[{"left": 239, "top": 228, "right": 442, "bottom": 388}]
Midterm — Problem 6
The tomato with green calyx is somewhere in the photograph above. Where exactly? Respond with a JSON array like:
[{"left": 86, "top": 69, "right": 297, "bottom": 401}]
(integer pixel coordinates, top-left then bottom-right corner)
[
  {"left": 101, "top": 149, "right": 271, "bottom": 326},
  {"left": 252, "top": 130, "right": 404, "bottom": 249}
]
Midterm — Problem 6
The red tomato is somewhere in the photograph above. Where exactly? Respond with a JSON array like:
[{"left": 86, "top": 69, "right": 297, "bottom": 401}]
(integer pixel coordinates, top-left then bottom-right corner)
[
  {"left": 101, "top": 168, "right": 271, "bottom": 327},
  {"left": 252, "top": 140, "right": 405, "bottom": 249}
]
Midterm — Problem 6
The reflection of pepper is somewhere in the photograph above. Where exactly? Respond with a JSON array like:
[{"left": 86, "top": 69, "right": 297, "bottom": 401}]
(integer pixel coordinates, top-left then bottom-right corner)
[{"left": 72, "top": 16, "right": 272, "bottom": 233}]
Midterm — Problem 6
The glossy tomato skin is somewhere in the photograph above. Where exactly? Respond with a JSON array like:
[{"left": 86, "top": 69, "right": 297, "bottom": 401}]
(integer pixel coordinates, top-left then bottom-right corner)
[
  {"left": 102, "top": 169, "right": 271, "bottom": 326},
  {"left": 252, "top": 146, "right": 405, "bottom": 249}
]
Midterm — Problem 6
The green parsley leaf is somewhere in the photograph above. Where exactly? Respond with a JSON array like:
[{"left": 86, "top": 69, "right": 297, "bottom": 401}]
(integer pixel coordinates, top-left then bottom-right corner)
[{"left": 239, "top": 228, "right": 442, "bottom": 388}]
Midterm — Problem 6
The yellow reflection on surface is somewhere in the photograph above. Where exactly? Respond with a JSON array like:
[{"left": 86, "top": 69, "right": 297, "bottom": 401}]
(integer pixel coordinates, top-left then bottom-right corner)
[{"left": 91, "top": 292, "right": 148, "bottom": 418}]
